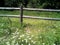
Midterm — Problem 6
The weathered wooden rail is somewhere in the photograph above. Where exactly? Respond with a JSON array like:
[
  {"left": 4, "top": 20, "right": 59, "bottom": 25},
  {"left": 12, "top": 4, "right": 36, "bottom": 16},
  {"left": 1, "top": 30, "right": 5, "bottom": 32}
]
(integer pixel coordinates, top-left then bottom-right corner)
[
  {"left": 0, "top": 15, "right": 60, "bottom": 21},
  {"left": 0, "top": 7, "right": 60, "bottom": 12},
  {"left": 0, "top": 5, "right": 60, "bottom": 25}
]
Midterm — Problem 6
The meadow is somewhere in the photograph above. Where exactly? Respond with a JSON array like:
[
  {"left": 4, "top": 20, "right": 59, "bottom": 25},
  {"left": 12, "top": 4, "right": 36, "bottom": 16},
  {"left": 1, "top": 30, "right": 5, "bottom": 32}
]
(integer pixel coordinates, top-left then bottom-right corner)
[{"left": 0, "top": 10, "right": 60, "bottom": 45}]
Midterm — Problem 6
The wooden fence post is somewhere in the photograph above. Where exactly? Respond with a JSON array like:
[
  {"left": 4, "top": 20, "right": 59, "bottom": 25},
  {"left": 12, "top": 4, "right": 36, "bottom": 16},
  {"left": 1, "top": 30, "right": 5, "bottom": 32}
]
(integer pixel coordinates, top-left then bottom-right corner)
[{"left": 20, "top": 4, "right": 23, "bottom": 26}]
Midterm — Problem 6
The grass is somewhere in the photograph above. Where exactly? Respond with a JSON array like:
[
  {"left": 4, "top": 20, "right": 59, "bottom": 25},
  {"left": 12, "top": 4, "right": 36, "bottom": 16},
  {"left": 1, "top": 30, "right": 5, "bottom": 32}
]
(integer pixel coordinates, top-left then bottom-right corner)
[
  {"left": 0, "top": 10, "right": 60, "bottom": 18},
  {"left": 0, "top": 10, "right": 60, "bottom": 45},
  {"left": 0, "top": 17, "right": 60, "bottom": 45}
]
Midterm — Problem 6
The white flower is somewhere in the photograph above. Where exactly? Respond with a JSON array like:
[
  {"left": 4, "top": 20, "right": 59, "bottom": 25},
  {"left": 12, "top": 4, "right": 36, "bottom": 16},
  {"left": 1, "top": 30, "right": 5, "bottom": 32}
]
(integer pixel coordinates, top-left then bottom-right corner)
[
  {"left": 40, "top": 36, "right": 42, "bottom": 38},
  {"left": 16, "top": 42, "right": 19, "bottom": 45},
  {"left": 12, "top": 36, "right": 16, "bottom": 38},
  {"left": 22, "top": 34, "right": 25, "bottom": 37},
  {"left": 53, "top": 44, "right": 56, "bottom": 45},
  {"left": 20, "top": 35, "right": 22, "bottom": 38},
  {"left": 11, "top": 40, "right": 16, "bottom": 45},
  {"left": 42, "top": 43, "right": 45, "bottom": 45},
  {"left": 26, "top": 30, "right": 31, "bottom": 33},
  {"left": 16, "top": 32, "right": 19, "bottom": 34},
  {"left": 31, "top": 40, "right": 34, "bottom": 43},
  {"left": 31, "top": 35, "right": 34, "bottom": 37},
  {"left": 24, "top": 39, "right": 28, "bottom": 43},
  {"left": 38, "top": 30, "right": 40, "bottom": 32},
  {"left": 22, "top": 40, "right": 24, "bottom": 42},
  {"left": 28, "top": 43, "right": 31, "bottom": 45},
  {"left": 29, "top": 37, "right": 32, "bottom": 40},
  {"left": 21, "top": 44, "right": 23, "bottom": 45},
  {"left": 6, "top": 42, "right": 10, "bottom": 45},
  {"left": 33, "top": 41, "right": 36, "bottom": 44},
  {"left": 18, "top": 38, "right": 21, "bottom": 39},
  {"left": 26, "top": 33, "right": 30, "bottom": 36},
  {"left": 27, "top": 36, "right": 30, "bottom": 38},
  {"left": 20, "top": 34, "right": 25, "bottom": 38}
]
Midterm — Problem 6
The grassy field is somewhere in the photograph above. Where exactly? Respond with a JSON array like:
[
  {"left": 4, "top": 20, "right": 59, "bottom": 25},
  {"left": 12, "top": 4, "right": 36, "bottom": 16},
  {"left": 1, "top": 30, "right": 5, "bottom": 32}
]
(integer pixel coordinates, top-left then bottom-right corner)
[
  {"left": 0, "top": 10, "right": 60, "bottom": 45},
  {"left": 0, "top": 10, "right": 60, "bottom": 18}
]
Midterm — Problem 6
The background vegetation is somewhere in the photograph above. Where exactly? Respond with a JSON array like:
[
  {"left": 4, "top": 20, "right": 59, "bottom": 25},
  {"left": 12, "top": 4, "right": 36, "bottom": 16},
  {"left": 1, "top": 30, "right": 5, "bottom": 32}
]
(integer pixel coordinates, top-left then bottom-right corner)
[
  {"left": 0, "top": 0, "right": 60, "bottom": 9},
  {"left": 0, "top": 10, "right": 60, "bottom": 45},
  {"left": 0, "top": 17, "right": 60, "bottom": 45},
  {"left": 0, "top": 0, "right": 60, "bottom": 45}
]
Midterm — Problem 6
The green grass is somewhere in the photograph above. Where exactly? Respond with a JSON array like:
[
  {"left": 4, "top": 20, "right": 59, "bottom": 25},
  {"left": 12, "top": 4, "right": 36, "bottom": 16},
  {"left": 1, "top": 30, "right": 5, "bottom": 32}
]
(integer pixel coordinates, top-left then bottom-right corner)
[
  {"left": 0, "top": 17, "right": 60, "bottom": 45},
  {"left": 0, "top": 10, "right": 60, "bottom": 18},
  {"left": 0, "top": 10, "right": 60, "bottom": 45},
  {"left": 0, "top": 10, "right": 20, "bottom": 15}
]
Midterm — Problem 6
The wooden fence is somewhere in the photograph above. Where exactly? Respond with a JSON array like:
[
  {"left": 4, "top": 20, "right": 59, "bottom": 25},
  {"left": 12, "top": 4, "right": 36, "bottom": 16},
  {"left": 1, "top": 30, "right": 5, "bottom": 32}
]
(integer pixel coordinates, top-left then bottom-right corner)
[
  {"left": 0, "top": 7, "right": 60, "bottom": 12},
  {"left": 0, "top": 5, "right": 60, "bottom": 25}
]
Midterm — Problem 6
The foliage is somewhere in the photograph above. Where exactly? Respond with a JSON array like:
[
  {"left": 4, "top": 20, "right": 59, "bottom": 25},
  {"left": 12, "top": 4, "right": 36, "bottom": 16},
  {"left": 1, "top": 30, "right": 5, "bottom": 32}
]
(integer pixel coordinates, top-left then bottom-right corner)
[
  {"left": 4, "top": 0, "right": 20, "bottom": 7},
  {"left": 41, "top": 0, "right": 60, "bottom": 9},
  {"left": 0, "top": 15, "right": 60, "bottom": 45},
  {"left": 0, "top": 0, "right": 5, "bottom": 7},
  {"left": 20, "top": 0, "right": 30, "bottom": 7},
  {"left": 0, "top": 10, "right": 60, "bottom": 45},
  {"left": 0, "top": 0, "right": 60, "bottom": 9}
]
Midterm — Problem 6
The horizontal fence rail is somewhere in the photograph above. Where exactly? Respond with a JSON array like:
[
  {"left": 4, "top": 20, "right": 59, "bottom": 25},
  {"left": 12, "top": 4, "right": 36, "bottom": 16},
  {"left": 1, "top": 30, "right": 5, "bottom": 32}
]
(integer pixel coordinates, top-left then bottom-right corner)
[
  {"left": 0, "top": 7, "right": 60, "bottom": 12},
  {"left": 0, "top": 7, "right": 20, "bottom": 9},
  {"left": 23, "top": 8, "right": 60, "bottom": 12},
  {"left": 0, "top": 7, "right": 60, "bottom": 26},
  {"left": 0, "top": 15, "right": 60, "bottom": 21}
]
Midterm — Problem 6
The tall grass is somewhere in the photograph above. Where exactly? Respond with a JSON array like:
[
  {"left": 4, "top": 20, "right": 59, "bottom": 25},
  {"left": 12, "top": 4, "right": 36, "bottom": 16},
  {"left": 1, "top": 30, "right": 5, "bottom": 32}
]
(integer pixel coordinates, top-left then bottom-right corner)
[
  {"left": 0, "top": 10, "right": 60, "bottom": 45},
  {"left": 0, "top": 17, "right": 60, "bottom": 45}
]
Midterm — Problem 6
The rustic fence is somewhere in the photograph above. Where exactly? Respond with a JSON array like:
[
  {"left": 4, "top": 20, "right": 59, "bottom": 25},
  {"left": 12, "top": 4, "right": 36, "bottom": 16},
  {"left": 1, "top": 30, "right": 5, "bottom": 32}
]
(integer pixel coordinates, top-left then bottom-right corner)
[
  {"left": 0, "top": 5, "right": 60, "bottom": 26},
  {"left": 0, "top": 5, "right": 60, "bottom": 45}
]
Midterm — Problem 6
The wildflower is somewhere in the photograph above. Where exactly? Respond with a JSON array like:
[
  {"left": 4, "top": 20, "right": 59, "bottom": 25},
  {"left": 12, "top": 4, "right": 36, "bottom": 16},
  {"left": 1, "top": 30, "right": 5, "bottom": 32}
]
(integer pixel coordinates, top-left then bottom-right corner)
[
  {"left": 53, "top": 44, "right": 56, "bottom": 45},
  {"left": 26, "top": 33, "right": 30, "bottom": 36},
  {"left": 28, "top": 43, "right": 31, "bottom": 45},
  {"left": 22, "top": 34, "right": 25, "bottom": 37},
  {"left": 18, "top": 38, "right": 21, "bottom": 39},
  {"left": 20, "top": 34, "right": 25, "bottom": 38},
  {"left": 29, "top": 37, "right": 32, "bottom": 40},
  {"left": 11, "top": 40, "right": 15, "bottom": 45},
  {"left": 6, "top": 42, "right": 10, "bottom": 45},
  {"left": 31, "top": 35, "right": 34, "bottom": 37},
  {"left": 38, "top": 30, "right": 40, "bottom": 32},
  {"left": 22, "top": 40, "right": 24, "bottom": 42},
  {"left": 16, "top": 32, "right": 19, "bottom": 34},
  {"left": 12, "top": 36, "right": 16, "bottom": 38},
  {"left": 27, "top": 36, "right": 30, "bottom": 38},
  {"left": 25, "top": 39, "right": 28, "bottom": 43},
  {"left": 31, "top": 40, "right": 34, "bottom": 43},
  {"left": 16, "top": 42, "right": 19, "bottom": 45},
  {"left": 33, "top": 41, "right": 36, "bottom": 44},
  {"left": 21, "top": 44, "right": 23, "bottom": 45},
  {"left": 40, "top": 36, "right": 42, "bottom": 38},
  {"left": 20, "top": 35, "right": 22, "bottom": 38},
  {"left": 42, "top": 43, "right": 45, "bottom": 45}
]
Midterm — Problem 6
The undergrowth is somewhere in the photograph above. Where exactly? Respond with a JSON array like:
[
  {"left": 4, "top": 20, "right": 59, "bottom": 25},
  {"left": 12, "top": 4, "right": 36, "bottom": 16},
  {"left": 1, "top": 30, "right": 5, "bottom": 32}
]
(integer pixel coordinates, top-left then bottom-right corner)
[{"left": 0, "top": 17, "right": 60, "bottom": 45}]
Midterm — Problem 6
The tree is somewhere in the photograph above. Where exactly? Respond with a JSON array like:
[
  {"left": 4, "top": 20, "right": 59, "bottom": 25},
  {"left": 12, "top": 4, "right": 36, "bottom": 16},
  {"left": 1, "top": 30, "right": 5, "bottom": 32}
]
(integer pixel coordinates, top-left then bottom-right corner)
[
  {"left": 40, "top": 0, "right": 60, "bottom": 9},
  {"left": 20, "top": 0, "right": 30, "bottom": 7},
  {"left": 0, "top": 0, "right": 5, "bottom": 7},
  {"left": 0, "top": 0, "right": 60, "bottom": 9},
  {"left": 4, "top": 0, "right": 20, "bottom": 7}
]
